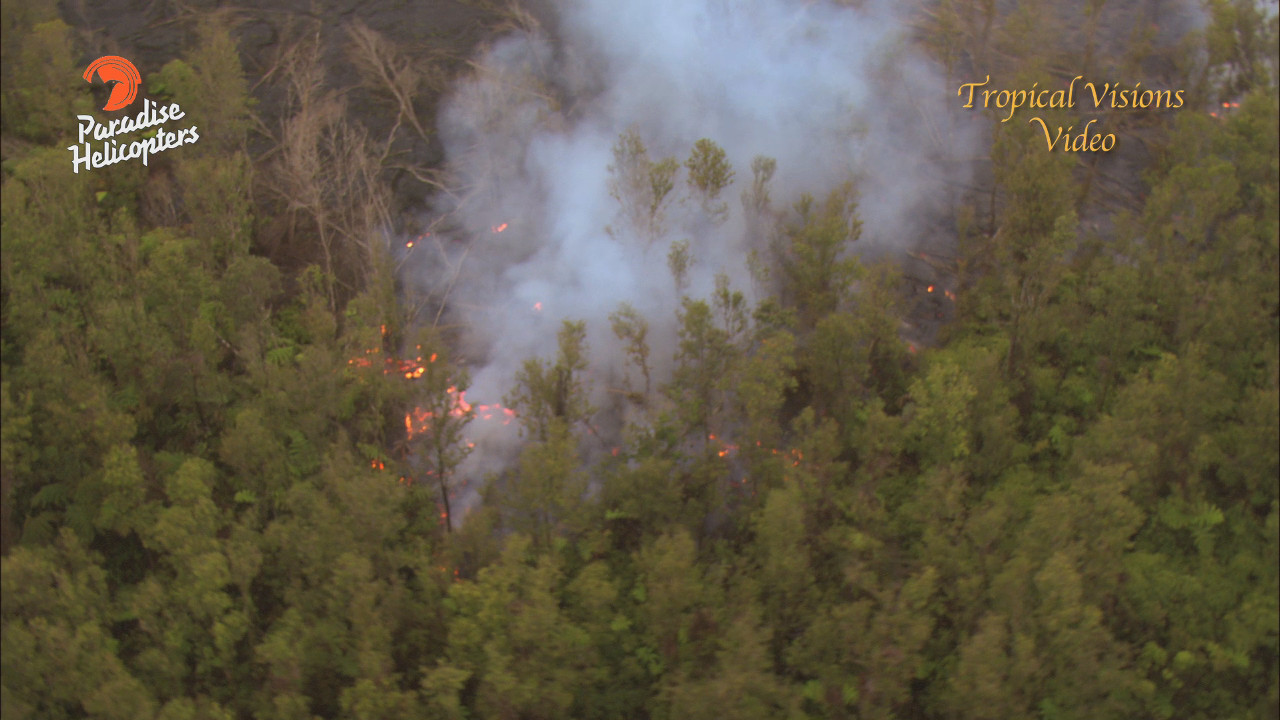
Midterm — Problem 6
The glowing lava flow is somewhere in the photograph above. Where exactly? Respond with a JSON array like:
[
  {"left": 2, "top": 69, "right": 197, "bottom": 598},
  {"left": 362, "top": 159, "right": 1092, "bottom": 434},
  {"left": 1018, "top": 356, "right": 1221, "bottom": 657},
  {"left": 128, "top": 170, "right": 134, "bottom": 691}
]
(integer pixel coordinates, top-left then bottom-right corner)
[
  {"left": 707, "top": 433, "right": 739, "bottom": 458},
  {"left": 403, "top": 222, "right": 506, "bottom": 247},
  {"left": 707, "top": 434, "right": 806, "bottom": 467},
  {"left": 347, "top": 336, "right": 516, "bottom": 450},
  {"left": 1210, "top": 101, "right": 1240, "bottom": 118},
  {"left": 923, "top": 283, "right": 955, "bottom": 302},
  {"left": 403, "top": 387, "right": 516, "bottom": 440}
]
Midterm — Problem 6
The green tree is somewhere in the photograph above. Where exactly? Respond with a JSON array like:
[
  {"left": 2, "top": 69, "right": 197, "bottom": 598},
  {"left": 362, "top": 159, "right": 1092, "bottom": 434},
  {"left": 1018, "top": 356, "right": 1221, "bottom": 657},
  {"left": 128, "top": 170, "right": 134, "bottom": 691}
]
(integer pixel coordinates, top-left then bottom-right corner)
[
  {"left": 508, "top": 421, "right": 589, "bottom": 550},
  {"left": 735, "top": 326, "right": 797, "bottom": 494},
  {"left": 2, "top": 530, "right": 157, "bottom": 719},
  {"left": 634, "top": 530, "right": 718, "bottom": 680},
  {"left": 506, "top": 320, "right": 594, "bottom": 441},
  {"left": 904, "top": 356, "right": 977, "bottom": 469},
  {"left": 445, "top": 535, "right": 596, "bottom": 719},
  {"left": 1, "top": 18, "right": 88, "bottom": 143},
  {"left": 408, "top": 339, "right": 474, "bottom": 534},
  {"left": 610, "top": 302, "right": 653, "bottom": 406},
  {"left": 771, "top": 184, "right": 864, "bottom": 334},
  {"left": 667, "top": 298, "right": 735, "bottom": 444},
  {"left": 608, "top": 128, "right": 680, "bottom": 244},
  {"left": 685, "top": 138, "right": 735, "bottom": 222}
]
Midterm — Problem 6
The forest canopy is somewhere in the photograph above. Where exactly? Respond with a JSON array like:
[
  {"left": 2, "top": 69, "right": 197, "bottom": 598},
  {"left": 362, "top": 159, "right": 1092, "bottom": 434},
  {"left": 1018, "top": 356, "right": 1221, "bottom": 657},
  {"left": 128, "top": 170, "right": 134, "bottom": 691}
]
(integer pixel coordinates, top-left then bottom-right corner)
[{"left": 1, "top": 0, "right": 1277, "bottom": 719}]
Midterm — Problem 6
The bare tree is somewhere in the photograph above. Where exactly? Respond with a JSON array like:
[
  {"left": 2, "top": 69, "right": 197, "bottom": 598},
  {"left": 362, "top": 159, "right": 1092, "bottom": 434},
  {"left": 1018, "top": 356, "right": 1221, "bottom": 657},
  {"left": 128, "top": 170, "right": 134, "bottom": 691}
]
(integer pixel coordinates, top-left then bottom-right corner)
[{"left": 256, "top": 21, "right": 401, "bottom": 310}]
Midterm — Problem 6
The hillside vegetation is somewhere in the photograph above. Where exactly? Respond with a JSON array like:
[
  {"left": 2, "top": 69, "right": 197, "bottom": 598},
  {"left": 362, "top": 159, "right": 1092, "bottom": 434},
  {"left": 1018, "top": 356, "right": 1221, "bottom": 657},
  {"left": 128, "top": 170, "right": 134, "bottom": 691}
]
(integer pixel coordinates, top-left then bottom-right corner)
[{"left": 1, "top": 1, "right": 1277, "bottom": 718}]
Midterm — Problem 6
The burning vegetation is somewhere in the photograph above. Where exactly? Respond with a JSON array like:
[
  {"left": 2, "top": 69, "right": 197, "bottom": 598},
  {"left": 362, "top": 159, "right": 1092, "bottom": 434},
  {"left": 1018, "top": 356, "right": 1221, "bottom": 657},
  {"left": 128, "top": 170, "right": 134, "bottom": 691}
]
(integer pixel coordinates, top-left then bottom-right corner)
[{"left": 1, "top": 0, "right": 1276, "bottom": 718}]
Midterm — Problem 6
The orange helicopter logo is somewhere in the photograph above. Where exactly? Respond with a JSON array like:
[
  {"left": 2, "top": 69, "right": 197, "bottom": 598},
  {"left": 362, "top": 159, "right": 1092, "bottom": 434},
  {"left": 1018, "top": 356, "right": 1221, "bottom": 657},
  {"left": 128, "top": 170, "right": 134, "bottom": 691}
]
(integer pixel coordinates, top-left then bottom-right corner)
[{"left": 83, "top": 56, "right": 141, "bottom": 111}]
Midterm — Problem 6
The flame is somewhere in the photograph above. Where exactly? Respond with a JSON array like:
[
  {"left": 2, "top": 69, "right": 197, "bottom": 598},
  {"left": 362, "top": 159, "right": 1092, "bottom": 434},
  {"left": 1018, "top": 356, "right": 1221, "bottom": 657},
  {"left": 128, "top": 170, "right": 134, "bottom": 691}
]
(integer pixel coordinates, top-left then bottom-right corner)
[
  {"left": 404, "top": 387, "right": 516, "bottom": 439},
  {"left": 348, "top": 344, "right": 517, "bottom": 467},
  {"left": 944, "top": 290, "right": 956, "bottom": 302},
  {"left": 533, "top": 302, "right": 542, "bottom": 312},
  {"left": 491, "top": 223, "right": 508, "bottom": 233},
  {"left": 927, "top": 285, "right": 934, "bottom": 293},
  {"left": 705, "top": 432, "right": 742, "bottom": 458},
  {"left": 448, "top": 387, "right": 472, "bottom": 413}
]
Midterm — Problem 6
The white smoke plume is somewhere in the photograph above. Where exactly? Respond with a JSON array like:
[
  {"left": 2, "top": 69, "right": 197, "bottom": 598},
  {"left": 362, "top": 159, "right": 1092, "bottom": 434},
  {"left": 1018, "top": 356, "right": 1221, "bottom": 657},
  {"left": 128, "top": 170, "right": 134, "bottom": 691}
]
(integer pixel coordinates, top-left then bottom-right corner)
[{"left": 412, "top": 0, "right": 975, "bottom": 475}]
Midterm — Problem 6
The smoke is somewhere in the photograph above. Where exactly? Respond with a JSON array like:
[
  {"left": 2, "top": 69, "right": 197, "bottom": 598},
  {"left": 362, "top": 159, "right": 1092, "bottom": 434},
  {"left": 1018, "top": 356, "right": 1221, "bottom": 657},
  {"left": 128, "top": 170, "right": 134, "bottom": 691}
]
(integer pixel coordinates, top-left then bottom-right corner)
[{"left": 412, "top": 0, "right": 976, "bottom": 476}]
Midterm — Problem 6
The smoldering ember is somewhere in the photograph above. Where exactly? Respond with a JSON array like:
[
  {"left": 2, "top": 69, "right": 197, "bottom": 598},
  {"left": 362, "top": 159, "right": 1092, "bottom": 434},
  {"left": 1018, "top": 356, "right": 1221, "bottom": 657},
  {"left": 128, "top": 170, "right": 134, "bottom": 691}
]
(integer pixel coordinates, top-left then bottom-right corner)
[{"left": 2, "top": 0, "right": 1276, "bottom": 718}]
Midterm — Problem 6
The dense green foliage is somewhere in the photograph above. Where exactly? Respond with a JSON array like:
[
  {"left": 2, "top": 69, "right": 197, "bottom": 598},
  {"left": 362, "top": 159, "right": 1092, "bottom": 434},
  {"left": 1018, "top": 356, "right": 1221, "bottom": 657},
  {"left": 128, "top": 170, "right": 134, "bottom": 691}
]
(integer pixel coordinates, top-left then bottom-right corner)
[{"left": 2, "top": 2, "right": 1277, "bottom": 719}]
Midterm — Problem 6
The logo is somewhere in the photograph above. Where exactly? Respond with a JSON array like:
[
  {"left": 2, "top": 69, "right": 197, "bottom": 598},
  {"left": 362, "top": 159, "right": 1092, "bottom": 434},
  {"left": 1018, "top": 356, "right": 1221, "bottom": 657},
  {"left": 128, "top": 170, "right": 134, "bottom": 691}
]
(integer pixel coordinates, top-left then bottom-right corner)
[
  {"left": 69, "top": 55, "right": 200, "bottom": 173},
  {"left": 83, "top": 56, "right": 141, "bottom": 111}
]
